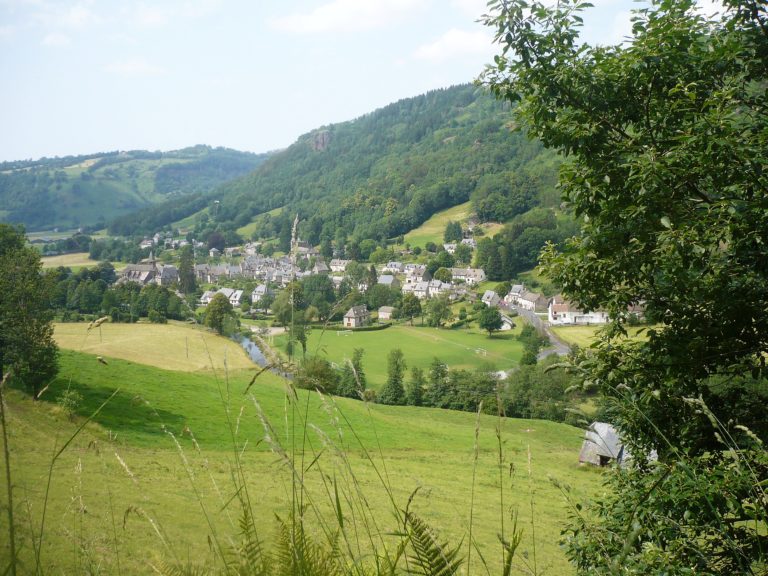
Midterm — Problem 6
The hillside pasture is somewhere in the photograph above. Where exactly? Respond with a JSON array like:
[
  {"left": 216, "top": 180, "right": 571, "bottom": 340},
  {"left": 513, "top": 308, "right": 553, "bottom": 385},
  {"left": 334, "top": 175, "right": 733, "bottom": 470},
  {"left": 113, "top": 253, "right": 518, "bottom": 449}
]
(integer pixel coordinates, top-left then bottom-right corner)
[
  {"left": 273, "top": 323, "right": 525, "bottom": 390},
  {"left": 41, "top": 252, "right": 99, "bottom": 269},
  {"left": 1, "top": 349, "right": 599, "bottom": 574},
  {"left": 53, "top": 321, "right": 255, "bottom": 373},
  {"left": 403, "top": 202, "right": 473, "bottom": 247},
  {"left": 236, "top": 206, "right": 283, "bottom": 238}
]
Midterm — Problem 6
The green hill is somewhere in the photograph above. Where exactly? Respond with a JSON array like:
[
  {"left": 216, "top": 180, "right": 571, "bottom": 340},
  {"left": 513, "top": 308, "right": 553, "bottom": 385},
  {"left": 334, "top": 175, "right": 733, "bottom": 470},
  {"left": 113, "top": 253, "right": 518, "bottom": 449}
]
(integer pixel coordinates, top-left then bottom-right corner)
[
  {"left": 2, "top": 349, "right": 598, "bottom": 574},
  {"left": 0, "top": 145, "right": 268, "bottom": 231},
  {"left": 203, "top": 84, "right": 561, "bottom": 247}
]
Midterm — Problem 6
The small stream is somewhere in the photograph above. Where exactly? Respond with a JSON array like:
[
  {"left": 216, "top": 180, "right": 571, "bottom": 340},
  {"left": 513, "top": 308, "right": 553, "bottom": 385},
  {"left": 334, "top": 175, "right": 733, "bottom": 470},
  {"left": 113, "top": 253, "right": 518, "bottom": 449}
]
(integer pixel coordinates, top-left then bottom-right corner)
[
  {"left": 240, "top": 336, "right": 268, "bottom": 367},
  {"left": 238, "top": 335, "right": 293, "bottom": 379}
]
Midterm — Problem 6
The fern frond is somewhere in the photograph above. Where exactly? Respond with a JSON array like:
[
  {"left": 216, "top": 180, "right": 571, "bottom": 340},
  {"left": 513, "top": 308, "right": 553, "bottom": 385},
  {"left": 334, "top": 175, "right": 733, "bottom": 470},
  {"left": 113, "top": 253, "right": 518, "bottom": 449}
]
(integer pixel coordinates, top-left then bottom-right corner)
[
  {"left": 405, "top": 512, "right": 464, "bottom": 576},
  {"left": 273, "top": 514, "right": 345, "bottom": 576},
  {"left": 152, "top": 560, "right": 211, "bottom": 576}
]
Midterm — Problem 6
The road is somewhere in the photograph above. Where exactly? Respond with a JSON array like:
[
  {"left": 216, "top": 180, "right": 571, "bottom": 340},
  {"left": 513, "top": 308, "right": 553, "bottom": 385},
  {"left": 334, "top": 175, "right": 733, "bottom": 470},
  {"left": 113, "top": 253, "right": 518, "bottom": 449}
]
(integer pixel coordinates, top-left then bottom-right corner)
[{"left": 514, "top": 307, "right": 571, "bottom": 359}]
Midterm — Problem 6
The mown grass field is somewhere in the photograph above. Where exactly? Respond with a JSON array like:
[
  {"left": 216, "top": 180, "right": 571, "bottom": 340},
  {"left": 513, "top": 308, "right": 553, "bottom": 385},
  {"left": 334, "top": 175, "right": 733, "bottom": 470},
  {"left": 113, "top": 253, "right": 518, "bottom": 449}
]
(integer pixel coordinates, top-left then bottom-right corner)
[
  {"left": 403, "top": 202, "right": 473, "bottom": 248},
  {"left": 40, "top": 252, "right": 99, "bottom": 269},
  {"left": 1, "top": 343, "right": 600, "bottom": 574},
  {"left": 551, "top": 324, "right": 654, "bottom": 348},
  {"left": 53, "top": 321, "right": 255, "bottom": 373},
  {"left": 273, "top": 322, "right": 525, "bottom": 390}
]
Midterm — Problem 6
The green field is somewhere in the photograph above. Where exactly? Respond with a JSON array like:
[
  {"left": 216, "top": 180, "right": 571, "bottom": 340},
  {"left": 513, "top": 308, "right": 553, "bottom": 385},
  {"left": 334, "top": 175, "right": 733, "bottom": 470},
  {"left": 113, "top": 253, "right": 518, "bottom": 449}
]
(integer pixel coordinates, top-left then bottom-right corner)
[
  {"left": 54, "top": 321, "right": 255, "bottom": 373},
  {"left": 236, "top": 206, "right": 284, "bottom": 238},
  {"left": 273, "top": 323, "right": 525, "bottom": 390},
  {"left": 402, "top": 201, "right": 508, "bottom": 248},
  {"left": 40, "top": 252, "right": 99, "bottom": 269},
  {"left": 551, "top": 324, "right": 653, "bottom": 348},
  {"left": 403, "top": 202, "right": 473, "bottom": 247},
  {"left": 1, "top": 343, "right": 599, "bottom": 574},
  {"left": 172, "top": 206, "right": 210, "bottom": 230}
]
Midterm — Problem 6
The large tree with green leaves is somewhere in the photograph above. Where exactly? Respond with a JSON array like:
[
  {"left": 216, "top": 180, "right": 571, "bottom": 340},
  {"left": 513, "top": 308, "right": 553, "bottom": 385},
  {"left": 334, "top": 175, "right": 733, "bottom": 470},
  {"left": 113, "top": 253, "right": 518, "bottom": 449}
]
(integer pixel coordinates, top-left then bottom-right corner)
[
  {"left": 483, "top": 0, "right": 768, "bottom": 572},
  {"left": 204, "top": 293, "right": 237, "bottom": 336},
  {"left": 0, "top": 224, "right": 58, "bottom": 397}
]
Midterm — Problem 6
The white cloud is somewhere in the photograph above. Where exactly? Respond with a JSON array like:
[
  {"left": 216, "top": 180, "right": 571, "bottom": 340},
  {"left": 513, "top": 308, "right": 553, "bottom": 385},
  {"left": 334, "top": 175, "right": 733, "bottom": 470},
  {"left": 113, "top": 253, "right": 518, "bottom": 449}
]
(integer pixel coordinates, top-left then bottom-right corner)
[
  {"left": 450, "top": 0, "right": 491, "bottom": 19},
  {"left": 133, "top": 4, "right": 170, "bottom": 27},
  {"left": 60, "top": 3, "right": 100, "bottom": 28},
  {"left": 272, "top": 0, "right": 426, "bottom": 33},
  {"left": 181, "top": 0, "right": 222, "bottom": 19},
  {"left": 104, "top": 58, "right": 166, "bottom": 77},
  {"left": 42, "top": 32, "right": 71, "bottom": 46},
  {"left": 28, "top": 1, "right": 101, "bottom": 30},
  {"left": 413, "top": 28, "right": 495, "bottom": 62}
]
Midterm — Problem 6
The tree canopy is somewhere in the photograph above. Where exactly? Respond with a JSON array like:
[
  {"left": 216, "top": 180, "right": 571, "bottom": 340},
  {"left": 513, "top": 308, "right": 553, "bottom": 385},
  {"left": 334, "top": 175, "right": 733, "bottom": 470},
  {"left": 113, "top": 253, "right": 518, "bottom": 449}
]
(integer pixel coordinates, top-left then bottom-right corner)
[
  {"left": 483, "top": 0, "right": 768, "bottom": 572},
  {"left": 0, "top": 224, "right": 58, "bottom": 396}
]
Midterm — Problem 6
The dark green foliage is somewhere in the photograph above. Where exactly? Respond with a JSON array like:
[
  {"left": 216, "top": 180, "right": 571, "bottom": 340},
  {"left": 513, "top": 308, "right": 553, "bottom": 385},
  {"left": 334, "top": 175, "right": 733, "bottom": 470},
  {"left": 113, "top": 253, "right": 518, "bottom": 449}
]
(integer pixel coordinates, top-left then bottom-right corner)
[
  {"left": 483, "top": 0, "right": 768, "bottom": 571},
  {"left": 379, "top": 348, "right": 406, "bottom": 405},
  {"left": 426, "top": 296, "right": 453, "bottom": 328},
  {"left": 337, "top": 348, "right": 367, "bottom": 399},
  {"left": 204, "top": 293, "right": 236, "bottom": 336},
  {"left": 178, "top": 245, "right": 196, "bottom": 294},
  {"left": 295, "top": 356, "right": 338, "bottom": 394},
  {"left": 517, "top": 324, "right": 547, "bottom": 365},
  {"left": 0, "top": 146, "right": 266, "bottom": 232},
  {"left": 504, "top": 356, "right": 574, "bottom": 421},
  {"left": 471, "top": 170, "right": 538, "bottom": 222},
  {"left": 0, "top": 224, "right": 58, "bottom": 396},
  {"left": 400, "top": 294, "right": 421, "bottom": 325},
  {"left": 211, "top": 84, "right": 559, "bottom": 247},
  {"left": 478, "top": 306, "right": 503, "bottom": 336},
  {"left": 405, "top": 367, "right": 425, "bottom": 406},
  {"left": 443, "top": 221, "right": 462, "bottom": 243}
]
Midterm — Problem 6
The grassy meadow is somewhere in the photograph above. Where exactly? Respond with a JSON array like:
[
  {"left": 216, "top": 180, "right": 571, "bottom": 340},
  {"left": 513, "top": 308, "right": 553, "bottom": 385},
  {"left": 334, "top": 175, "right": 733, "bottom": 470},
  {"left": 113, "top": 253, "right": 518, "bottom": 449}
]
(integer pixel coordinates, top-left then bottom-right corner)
[
  {"left": 551, "top": 324, "right": 654, "bottom": 348},
  {"left": 403, "top": 202, "right": 473, "bottom": 248},
  {"left": 273, "top": 322, "right": 525, "bottom": 389},
  {"left": 402, "top": 201, "right": 508, "bottom": 248},
  {"left": 54, "top": 321, "right": 255, "bottom": 373},
  {"left": 1, "top": 321, "right": 602, "bottom": 574},
  {"left": 40, "top": 252, "right": 99, "bottom": 269}
]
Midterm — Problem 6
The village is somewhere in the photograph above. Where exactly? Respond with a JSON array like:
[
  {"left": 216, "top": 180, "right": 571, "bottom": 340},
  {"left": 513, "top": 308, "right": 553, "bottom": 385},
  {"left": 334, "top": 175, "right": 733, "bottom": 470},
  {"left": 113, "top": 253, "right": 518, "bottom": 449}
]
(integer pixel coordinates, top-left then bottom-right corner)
[{"left": 118, "top": 229, "right": 621, "bottom": 330}]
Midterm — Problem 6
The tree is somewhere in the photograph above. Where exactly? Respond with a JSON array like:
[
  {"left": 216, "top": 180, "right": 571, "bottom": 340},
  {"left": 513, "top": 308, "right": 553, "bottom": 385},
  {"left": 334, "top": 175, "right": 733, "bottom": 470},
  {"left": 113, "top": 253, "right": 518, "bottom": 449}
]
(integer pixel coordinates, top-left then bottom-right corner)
[
  {"left": 478, "top": 306, "right": 503, "bottom": 337},
  {"left": 178, "top": 244, "right": 196, "bottom": 294},
  {"left": 204, "top": 292, "right": 236, "bottom": 335},
  {"left": 405, "top": 366, "right": 425, "bottom": 406},
  {"left": 443, "top": 221, "right": 462, "bottom": 243},
  {"left": 379, "top": 348, "right": 406, "bottom": 405},
  {"left": 339, "top": 348, "right": 367, "bottom": 398},
  {"left": 0, "top": 224, "right": 58, "bottom": 397},
  {"left": 453, "top": 242, "right": 473, "bottom": 265},
  {"left": 400, "top": 293, "right": 422, "bottom": 326},
  {"left": 483, "top": 0, "right": 768, "bottom": 572},
  {"left": 426, "top": 296, "right": 453, "bottom": 328},
  {"left": 432, "top": 267, "right": 452, "bottom": 283}
]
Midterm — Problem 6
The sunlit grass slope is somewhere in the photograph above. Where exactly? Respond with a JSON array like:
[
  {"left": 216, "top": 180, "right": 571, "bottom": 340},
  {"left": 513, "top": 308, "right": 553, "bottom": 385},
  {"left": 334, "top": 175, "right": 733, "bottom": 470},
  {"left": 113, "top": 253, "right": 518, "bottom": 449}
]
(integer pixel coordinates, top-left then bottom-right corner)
[
  {"left": 1, "top": 348, "right": 598, "bottom": 574},
  {"left": 54, "top": 321, "right": 255, "bottom": 373}
]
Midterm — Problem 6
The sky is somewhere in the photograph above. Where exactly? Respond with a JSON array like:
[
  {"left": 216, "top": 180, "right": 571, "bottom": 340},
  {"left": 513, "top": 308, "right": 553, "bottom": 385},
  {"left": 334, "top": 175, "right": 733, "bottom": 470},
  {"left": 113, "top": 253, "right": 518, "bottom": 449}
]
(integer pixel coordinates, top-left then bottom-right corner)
[{"left": 0, "top": 0, "right": 718, "bottom": 162}]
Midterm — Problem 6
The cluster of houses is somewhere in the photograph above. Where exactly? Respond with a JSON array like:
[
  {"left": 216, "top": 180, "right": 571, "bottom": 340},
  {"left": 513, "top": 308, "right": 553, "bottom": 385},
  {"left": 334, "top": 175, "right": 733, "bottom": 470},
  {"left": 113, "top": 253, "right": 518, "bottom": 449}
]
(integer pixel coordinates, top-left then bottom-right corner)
[{"left": 125, "top": 231, "right": 633, "bottom": 328}]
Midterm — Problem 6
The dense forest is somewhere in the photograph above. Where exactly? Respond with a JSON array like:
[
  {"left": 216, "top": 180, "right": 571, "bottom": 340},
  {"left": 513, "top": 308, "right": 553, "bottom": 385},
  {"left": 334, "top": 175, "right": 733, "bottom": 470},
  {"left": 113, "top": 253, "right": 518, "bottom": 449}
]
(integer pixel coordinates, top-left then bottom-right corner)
[
  {"left": 204, "top": 84, "right": 562, "bottom": 249},
  {"left": 0, "top": 145, "right": 267, "bottom": 231}
]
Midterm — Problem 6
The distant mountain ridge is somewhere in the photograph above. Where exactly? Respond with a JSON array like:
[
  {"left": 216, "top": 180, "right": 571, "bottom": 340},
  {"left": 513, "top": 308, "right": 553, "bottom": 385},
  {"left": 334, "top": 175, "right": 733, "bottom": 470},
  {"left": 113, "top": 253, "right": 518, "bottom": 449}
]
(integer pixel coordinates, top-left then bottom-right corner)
[{"left": 0, "top": 145, "right": 268, "bottom": 231}]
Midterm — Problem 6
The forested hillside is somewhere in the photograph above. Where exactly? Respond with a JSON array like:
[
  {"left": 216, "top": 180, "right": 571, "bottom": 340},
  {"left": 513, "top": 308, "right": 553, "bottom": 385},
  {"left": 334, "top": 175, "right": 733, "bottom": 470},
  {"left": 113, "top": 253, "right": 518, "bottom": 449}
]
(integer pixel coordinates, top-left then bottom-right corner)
[
  {"left": 208, "top": 84, "right": 562, "bottom": 248},
  {"left": 0, "top": 145, "right": 267, "bottom": 231}
]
